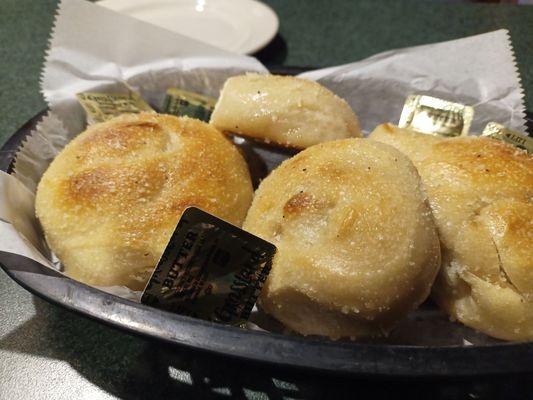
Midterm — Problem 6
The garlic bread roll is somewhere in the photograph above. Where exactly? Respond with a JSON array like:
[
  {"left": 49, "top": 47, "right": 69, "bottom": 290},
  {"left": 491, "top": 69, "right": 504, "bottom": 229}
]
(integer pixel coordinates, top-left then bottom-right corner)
[
  {"left": 243, "top": 139, "right": 440, "bottom": 339},
  {"left": 370, "top": 123, "right": 533, "bottom": 341},
  {"left": 36, "top": 113, "right": 253, "bottom": 291},
  {"left": 210, "top": 74, "right": 361, "bottom": 149}
]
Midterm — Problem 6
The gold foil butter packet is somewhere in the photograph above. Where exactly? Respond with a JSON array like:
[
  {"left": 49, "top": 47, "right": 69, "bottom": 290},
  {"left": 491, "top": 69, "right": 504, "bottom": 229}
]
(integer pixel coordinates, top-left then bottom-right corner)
[
  {"left": 76, "top": 91, "right": 155, "bottom": 124},
  {"left": 141, "top": 207, "right": 276, "bottom": 325},
  {"left": 481, "top": 122, "right": 532, "bottom": 153},
  {"left": 162, "top": 88, "right": 216, "bottom": 122},
  {"left": 399, "top": 94, "right": 474, "bottom": 137}
]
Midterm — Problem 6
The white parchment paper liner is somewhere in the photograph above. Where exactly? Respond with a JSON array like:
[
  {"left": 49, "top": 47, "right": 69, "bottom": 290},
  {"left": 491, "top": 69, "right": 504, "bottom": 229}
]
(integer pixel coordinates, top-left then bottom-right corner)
[
  {"left": 301, "top": 29, "right": 527, "bottom": 135},
  {"left": 0, "top": 0, "right": 527, "bottom": 343}
]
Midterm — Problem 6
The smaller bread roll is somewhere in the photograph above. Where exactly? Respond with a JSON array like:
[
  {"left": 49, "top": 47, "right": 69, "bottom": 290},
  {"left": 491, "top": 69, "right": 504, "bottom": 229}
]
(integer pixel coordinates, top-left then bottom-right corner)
[
  {"left": 243, "top": 139, "right": 441, "bottom": 339},
  {"left": 370, "top": 123, "right": 533, "bottom": 341},
  {"left": 210, "top": 74, "right": 361, "bottom": 149},
  {"left": 36, "top": 113, "right": 253, "bottom": 290}
]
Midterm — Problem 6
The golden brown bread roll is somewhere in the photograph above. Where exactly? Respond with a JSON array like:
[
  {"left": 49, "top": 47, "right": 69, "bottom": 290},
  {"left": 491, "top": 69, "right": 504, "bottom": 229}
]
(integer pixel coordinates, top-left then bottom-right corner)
[
  {"left": 243, "top": 139, "right": 440, "bottom": 339},
  {"left": 36, "top": 113, "right": 253, "bottom": 290},
  {"left": 370, "top": 123, "right": 533, "bottom": 341},
  {"left": 209, "top": 74, "right": 362, "bottom": 149}
]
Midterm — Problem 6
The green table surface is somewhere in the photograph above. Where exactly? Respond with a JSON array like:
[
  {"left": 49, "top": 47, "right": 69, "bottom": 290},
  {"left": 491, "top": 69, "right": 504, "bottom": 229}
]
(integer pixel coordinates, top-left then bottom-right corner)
[{"left": 1, "top": 1, "right": 532, "bottom": 399}]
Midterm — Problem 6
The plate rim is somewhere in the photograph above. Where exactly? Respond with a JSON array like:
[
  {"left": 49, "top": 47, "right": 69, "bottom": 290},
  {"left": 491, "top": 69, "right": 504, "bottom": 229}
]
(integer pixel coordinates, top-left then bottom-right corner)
[
  {"left": 96, "top": 0, "right": 280, "bottom": 55},
  {"left": 1, "top": 109, "right": 533, "bottom": 377}
]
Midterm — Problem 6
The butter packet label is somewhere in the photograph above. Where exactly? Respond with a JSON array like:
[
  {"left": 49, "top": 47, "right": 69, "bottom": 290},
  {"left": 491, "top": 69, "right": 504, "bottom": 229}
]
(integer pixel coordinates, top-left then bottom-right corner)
[
  {"left": 76, "top": 91, "right": 155, "bottom": 124},
  {"left": 481, "top": 122, "right": 532, "bottom": 153},
  {"left": 399, "top": 94, "right": 474, "bottom": 137},
  {"left": 162, "top": 88, "right": 216, "bottom": 122},
  {"left": 141, "top": 207, "right": 276, "bottom": 325}
]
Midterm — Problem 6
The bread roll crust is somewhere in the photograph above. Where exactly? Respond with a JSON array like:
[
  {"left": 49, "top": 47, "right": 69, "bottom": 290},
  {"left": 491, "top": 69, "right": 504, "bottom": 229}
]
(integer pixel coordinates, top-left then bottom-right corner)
[
  {"left": 370, "top": 123, "right": 533, "bottom": 340},
  {"left": 243, "top": 138, "right": 440, "bottom": 339},
  {"left": 36, "top": 113, "right": 253, "bottom": 290},
  {"left": 210, "top": 74, "right": 361, "bottom": 149}
]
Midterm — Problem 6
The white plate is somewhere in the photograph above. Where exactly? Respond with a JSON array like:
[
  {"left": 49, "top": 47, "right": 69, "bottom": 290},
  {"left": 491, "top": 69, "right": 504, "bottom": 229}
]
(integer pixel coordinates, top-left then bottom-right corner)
[{"left": 97, "top": 0, "right": 279, "bottom": 54}]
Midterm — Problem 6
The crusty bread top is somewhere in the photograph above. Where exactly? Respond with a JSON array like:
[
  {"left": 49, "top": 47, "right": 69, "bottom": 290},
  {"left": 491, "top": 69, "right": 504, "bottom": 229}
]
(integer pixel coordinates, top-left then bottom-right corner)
[{"left": 35, "top": 113, "right": 253, "bottom": 290}]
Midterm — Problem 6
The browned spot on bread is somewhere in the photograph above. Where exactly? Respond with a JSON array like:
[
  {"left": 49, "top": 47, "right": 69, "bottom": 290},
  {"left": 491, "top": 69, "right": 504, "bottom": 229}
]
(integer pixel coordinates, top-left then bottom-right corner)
[
  {"left": 431, "top": 137, "right": 533, "bottom": 188},
  {"left": 337, "top": 208, "right": 358, "bottom": 237},
  {"left": 65, "top": 166, "right": 114, "bottom": 205},
  {"left": 168, "top": 196, "right": 214, "bottom": 216},
  {"left": 282, "top": 191, "right": 333, "bottom": 219},
  {"left": 318, "top": 163, "right": 350, "bottom": 180},
  {"left": 283, "top": 192, "right": 316, "bottom": 216},
  {"left": 63, "top": 160, "right": 169, "bottom": 208},
  {"left": 79, "top": 120, "right": 166, "bottom": 158},
  {"left": 383, "top": 123, "right": 395, "bottom": 134},
  {"left": 435, "top": 137, "right": 531, "bottom": 166},
  {"left": 122, "top": 121, "right": 160, "bottom": 129}
]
